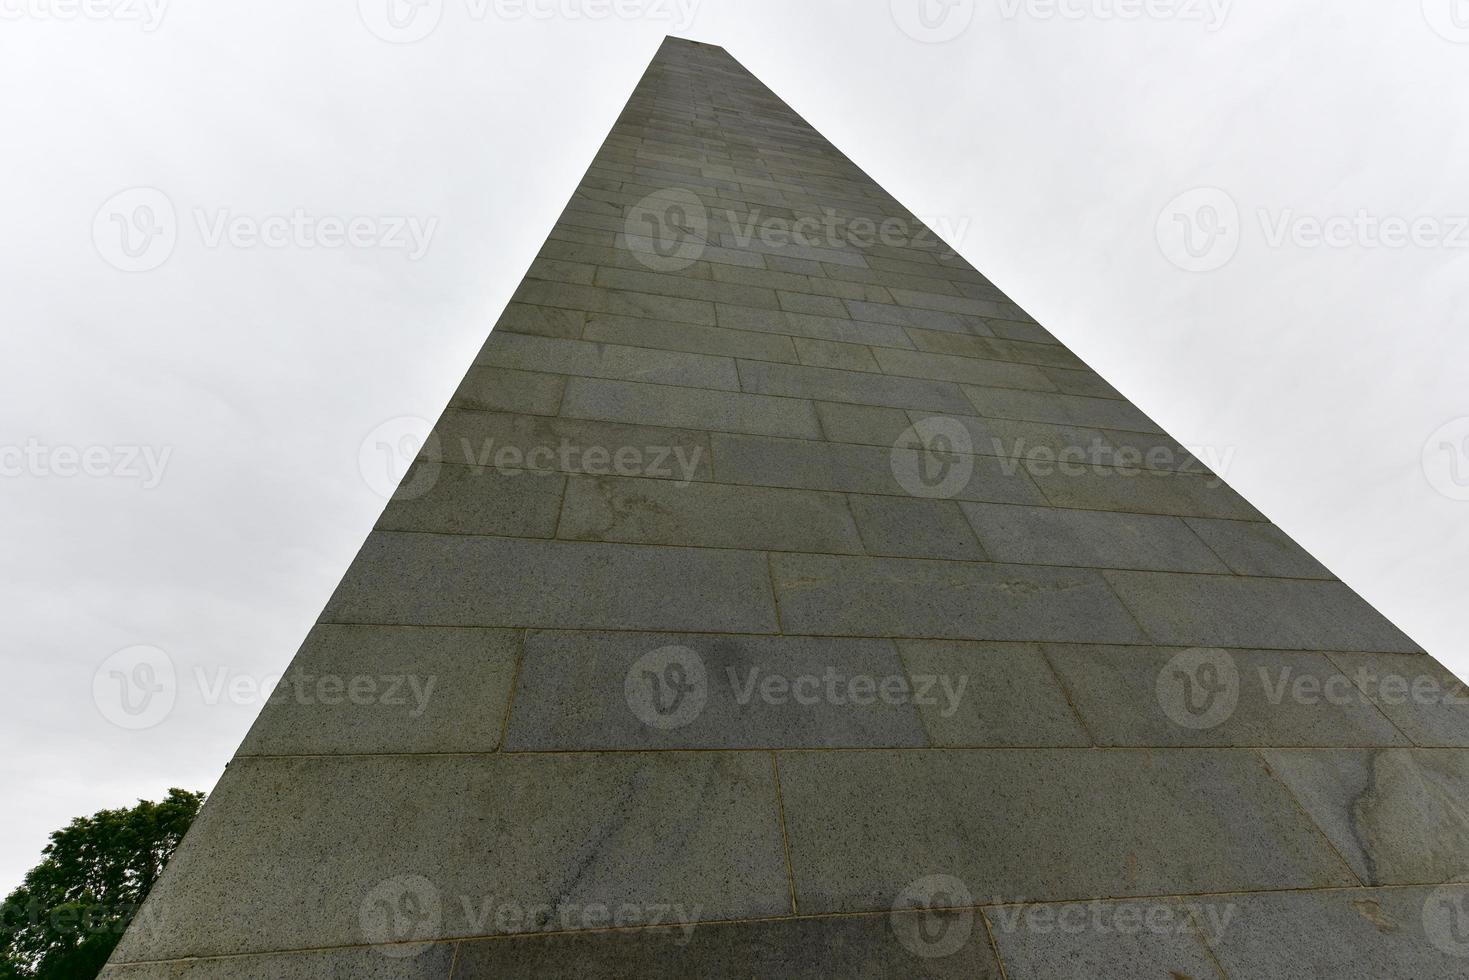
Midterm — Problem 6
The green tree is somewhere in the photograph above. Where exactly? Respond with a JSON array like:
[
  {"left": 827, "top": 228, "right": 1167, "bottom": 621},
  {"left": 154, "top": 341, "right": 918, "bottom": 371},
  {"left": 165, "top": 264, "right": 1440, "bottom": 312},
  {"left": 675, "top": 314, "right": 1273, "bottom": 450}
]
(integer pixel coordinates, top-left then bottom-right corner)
[{"left": 0, "top": 789, "right": 204, "bottom": 980}]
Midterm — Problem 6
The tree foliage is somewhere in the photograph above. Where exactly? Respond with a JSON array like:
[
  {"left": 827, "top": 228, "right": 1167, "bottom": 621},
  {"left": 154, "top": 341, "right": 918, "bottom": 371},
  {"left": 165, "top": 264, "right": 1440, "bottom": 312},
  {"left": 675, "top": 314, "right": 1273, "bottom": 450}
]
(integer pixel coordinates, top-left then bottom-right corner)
[{"left": 0, "top": 789, "right": 204, "bottom": 979}]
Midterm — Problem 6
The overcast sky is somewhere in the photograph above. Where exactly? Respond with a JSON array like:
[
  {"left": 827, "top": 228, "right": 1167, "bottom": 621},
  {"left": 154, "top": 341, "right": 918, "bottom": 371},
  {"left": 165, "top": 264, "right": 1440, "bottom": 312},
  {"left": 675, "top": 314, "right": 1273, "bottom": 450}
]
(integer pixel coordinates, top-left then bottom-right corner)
[{"left": 3, "top": 0, "right": 1467, "bottom": 893}]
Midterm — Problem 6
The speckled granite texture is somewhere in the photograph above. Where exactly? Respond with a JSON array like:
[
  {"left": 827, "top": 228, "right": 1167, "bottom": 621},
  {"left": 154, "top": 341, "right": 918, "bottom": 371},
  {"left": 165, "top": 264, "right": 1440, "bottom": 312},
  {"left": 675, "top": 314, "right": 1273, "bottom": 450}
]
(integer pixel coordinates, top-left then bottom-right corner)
[{"left": 105, "top": 36, "right": 1466, "bottom": 979}]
